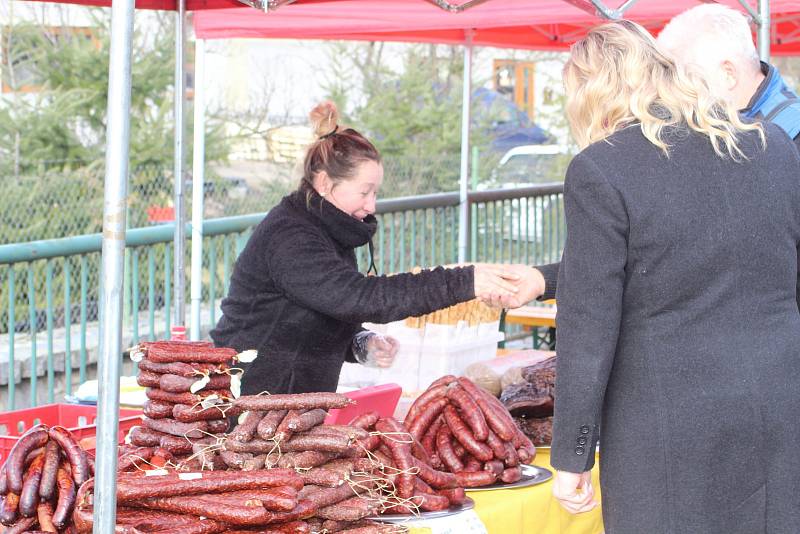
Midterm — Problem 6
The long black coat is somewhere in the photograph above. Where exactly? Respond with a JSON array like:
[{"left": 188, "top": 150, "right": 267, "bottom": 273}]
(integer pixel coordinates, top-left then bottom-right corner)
[
  {"left": 210, "top": 190, "right": 475, "bottom": 395},
  {"left": 550, "top": 123, "right": 800, "bottom": 533}
]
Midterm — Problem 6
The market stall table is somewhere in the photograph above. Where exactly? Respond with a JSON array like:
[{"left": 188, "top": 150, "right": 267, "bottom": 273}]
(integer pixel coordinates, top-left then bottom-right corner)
[
  {"left": 469, "top": 448, "right": 603, "bottom": 534},
  {"left": 502, "top": 303, "right": 557, "bottom": 349}
]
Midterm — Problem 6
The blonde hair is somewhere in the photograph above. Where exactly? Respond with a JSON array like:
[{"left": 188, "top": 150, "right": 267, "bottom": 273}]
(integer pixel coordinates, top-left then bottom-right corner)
[{"left": 564, "top": 20, "right": 763, "bottom": 159}]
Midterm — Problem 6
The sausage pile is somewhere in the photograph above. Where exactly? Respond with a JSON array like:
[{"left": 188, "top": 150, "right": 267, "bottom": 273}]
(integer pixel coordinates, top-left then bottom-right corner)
[
  {"left": 349, "top": 413, "right": 467, "bottom": 517},
  {"left": 0, "top": 425, "right": 93, "bottom": 534},
  {"left": 129, "top": 340, "right": 238, "bottom": 461},
  {"left": 403, "top": 375, "right": 537, "bottom": 487},
  {"left": 73, "top": 468, "right": 320, "bottom": 533}
]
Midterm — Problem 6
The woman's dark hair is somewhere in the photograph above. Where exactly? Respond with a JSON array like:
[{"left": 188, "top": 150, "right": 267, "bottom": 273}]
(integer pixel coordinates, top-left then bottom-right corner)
[{"left": 299, "top": 101, "right": 381, "bottom": 196}]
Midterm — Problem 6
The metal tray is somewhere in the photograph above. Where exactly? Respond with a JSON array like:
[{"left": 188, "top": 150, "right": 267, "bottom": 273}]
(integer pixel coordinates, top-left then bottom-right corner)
[
  {"left": 465, "top": 464, "right": 553, "bottom": 491},
  {"left": 369, "top": 496, "right": 475, "bottom": 523}
]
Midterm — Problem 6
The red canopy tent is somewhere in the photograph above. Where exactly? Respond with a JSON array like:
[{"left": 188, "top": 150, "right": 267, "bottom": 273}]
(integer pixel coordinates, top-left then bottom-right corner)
[
  {"left": 28, "top": 0, "right": 792, "bottom": 529},
  {"left": 193, "top": 0, "right": 800, "bottom": 55}
]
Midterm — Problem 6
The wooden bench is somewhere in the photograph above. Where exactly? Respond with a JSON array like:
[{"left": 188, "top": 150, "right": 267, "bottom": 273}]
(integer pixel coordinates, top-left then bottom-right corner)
[{"left": 501, "top": 302, "right": 557, "bottom": 349}]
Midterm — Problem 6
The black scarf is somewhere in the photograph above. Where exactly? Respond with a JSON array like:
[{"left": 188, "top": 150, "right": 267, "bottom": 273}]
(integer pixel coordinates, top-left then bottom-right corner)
[{"left": 289, "top": 189, "right": 379, "bottom": 275}]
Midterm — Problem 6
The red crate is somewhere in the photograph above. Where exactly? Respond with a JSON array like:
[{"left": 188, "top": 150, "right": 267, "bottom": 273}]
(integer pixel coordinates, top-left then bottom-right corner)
[
  {"left": 325, "top": 383, "right": 402, "bottom": 425},
  {"left": 0, "top": 403, "right": 142, "bottom": 463}
]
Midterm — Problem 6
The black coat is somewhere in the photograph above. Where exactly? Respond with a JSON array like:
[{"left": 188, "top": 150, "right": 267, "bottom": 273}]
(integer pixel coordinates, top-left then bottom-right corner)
[
  {"left": 551, "top": 123, "right": 800, "bottom": 533},
  {"left": 210, "top": 190, "right": 475, "bottom": 395}
]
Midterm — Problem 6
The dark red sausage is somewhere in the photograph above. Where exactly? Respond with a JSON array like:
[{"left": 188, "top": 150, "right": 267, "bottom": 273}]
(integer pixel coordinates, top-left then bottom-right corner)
[
  {"left": 159, "top": 372, "right": 231, "bottom": 393},
  {"left": 207, "top": 418, "right": 230, "bottom": 434},
  {"left": 297, "top": 467, "right": 346, "bottom": 488},
  {"left": 348, "top": 411, "right": 380, "bottom": 430},
  {"left": 2, "top": 515, "right": 35, "bottom": 534},
  {"left": 52, "top": 466, "right": 76, "bottom": 529},
  {"left": 19, "top": 453, "right": 45, "bottom": 517},
  {"left": 138, "top": 358, "right": 227, "bottom": 377},
  {"left": 412, "top": 491, "right": 450, "bottom": 512},
  {"left": 404, "top": 385, "right": 447, "bottom": 428},
  {"left": 485, "top": 429, "right": 508, "bottom": 460},
  {"left": 275, "top": 451, "right": 333, "bottom": 470},
  {"left": 115, "top": 468, "right": 304, "bottom": 501},
  {"left": 288, "top": 409, "right": 327, "bottom": 432},
  {"left": 282, "top": 434, "right": 353, "bottom": 455},
  {"left": 483, "top": 460, "right": 504, "bottom": 478},
  {"left": 143, "top": 417, "right": 209, "bottom": 439},
  {"left": 220, "top": 449, "right": 252, "bottom": 469},
  {"left": 256, "top": 410, "right": 288, "bottom": 441},
  {"left": 374, "top": 418, "right": 414, "bottom": 499},
  {"left": 217, "top": 486, "right": 298, "bottom": 512},
  {"left": 454, "top": 470, "right": 497, "bottom": 488},
  {"left": 501, "top": 467, "right": 523, "bottom": 484},
  {"left": 136, "top": 370, "right": 163, "bottom": 388},
  {"left": 233, "top": 393, "right": 353, "bottom": 412},
  {"left": 47, "top": 427, "right": 89, "bottom": 486},
  {"left": 128, "top": 426, "right": 164, "bottom": 447},
  {"left": 37, "top": 440, "right": 60, "bottom": 500},
  {"left": 5, "top": 428, "right": 49, "bottom": 494},
  {"left": 435, "top": 425, "right": 464, "bottom": 473},
  {"left": 504, "top": 442, "right": 520, "bottom": 467},
  {"left": 443, "top": 405, "right": 493, "bottom": 462},
  {"left": 408, "top": 397, "right": 448, "bottom": 443},
  {"left": 463, "top": 456, "right": 483, "bottom": 473},
  {"left": 173, "top": 403, "right": 238, "bottom": 423},
  {"left": 274, "top": 409, "right": 304, "bottom": 442},
  {"left": 117, "top": 446, "right": 156, "bottom": 472},
  {"left": 158, "top": 434, "right": 194, "bottom": 455},
  {"left": 411, "top": 457, "right": 458, "bottom": 489},
  {"left": 446, "top": 383, "right": 489, "bottom": 441},
  {"left": 36, "top": 500, "right": 57, "bottom": 532},
  {"left": 144, "top": 344, "right": 237, "bottom": 364},
  {"left": 0, "top": 492, "right": 20, "bottom": 526},
  {"left": 143, "top": 399, "right": 176, "bottom": 419},
  {"left": 438, "top": 487, "right": 466, "bottom": 506},
  {"left": 316, "top": 496, "right": 377, "bottom": 521},
  {"left": 421, "top": 415, "right": 445, "bottom": 457},
  {"left": 145, "top": 387, "right": 232, "bottom": 405},
  {"left": 461, "top": 378, "right": 517, "bottom": 441},
  {"left": 231, "top": 411, "right": 267, "bottom": 443}
]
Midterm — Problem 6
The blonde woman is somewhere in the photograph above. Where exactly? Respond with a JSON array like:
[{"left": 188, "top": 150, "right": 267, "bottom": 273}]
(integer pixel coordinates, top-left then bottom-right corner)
[{"left": 549, "top": 21, "right": 800, "bottom": 532}]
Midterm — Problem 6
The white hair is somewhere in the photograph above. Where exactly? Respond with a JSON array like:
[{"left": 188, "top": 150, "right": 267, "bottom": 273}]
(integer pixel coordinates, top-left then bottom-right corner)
[{"left": 657, "top": 4, "right": 761, "bottom": 74}]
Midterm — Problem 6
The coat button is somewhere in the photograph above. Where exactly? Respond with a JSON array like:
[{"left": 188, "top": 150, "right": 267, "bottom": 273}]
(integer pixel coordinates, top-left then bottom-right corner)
[
  {"left": 577, "top": 436, "right": 587, "bottom": 445},
  {"left": 580, "top": 425, "right": 590, "bottom": 435},
  {"left": 575, "top": 446, "right": 585, "bottom": 455}
]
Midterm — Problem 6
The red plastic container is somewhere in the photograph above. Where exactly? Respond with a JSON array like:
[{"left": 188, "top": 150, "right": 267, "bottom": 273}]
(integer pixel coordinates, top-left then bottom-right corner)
[
  {"left": 0, "top": 404, "right": 142, "bottom": 463},
  {"left": 325, "top": 383, "right": 402, "bottom": 425}
]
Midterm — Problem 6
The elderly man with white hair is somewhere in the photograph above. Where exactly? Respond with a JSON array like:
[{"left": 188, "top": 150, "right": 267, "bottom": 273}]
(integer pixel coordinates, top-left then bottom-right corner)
[{"left": 657, "top": 3, "right": 800, "bottom": 148}]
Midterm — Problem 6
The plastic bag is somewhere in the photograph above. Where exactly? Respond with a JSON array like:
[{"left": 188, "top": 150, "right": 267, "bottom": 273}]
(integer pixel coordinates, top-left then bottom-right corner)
[{"left": 463, "top": 350, "right": 555, "bottom": 397}]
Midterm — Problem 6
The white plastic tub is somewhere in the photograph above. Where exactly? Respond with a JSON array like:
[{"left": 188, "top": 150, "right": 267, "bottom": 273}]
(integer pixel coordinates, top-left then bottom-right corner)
[{"left": 337, "top": 320, "right": 504, "bottom": 393}]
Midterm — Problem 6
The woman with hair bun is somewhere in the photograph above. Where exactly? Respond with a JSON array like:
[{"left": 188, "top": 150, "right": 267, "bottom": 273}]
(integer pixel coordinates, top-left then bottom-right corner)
[
  {"left": 211, "top": 101, "right": 522, "bottom": 395},
  {"left": 547, "top": 20, "right": 800, "bottom": 532}
]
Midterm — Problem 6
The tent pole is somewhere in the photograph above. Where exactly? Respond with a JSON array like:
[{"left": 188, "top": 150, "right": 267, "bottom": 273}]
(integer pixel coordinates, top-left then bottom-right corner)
[
  {"left": 190, "top": 39, "right": 206, "bottom": 341},
  {"left": 458, "top": 32, "right": 473, "bottom": 264},
  {"left": 757, "top": 0, "right": 771, "bottom": 61},
  {"left": 173, "top": 0, "right": 187, "bottom": 332},
  {"left": 93, "top": 0, "right": 134, "bottom": 528}
]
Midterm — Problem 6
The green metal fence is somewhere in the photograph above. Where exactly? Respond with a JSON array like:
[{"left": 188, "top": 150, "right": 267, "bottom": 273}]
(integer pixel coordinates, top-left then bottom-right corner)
[{"left": 0, "top": 184, "right": 564, "bottom": 409}]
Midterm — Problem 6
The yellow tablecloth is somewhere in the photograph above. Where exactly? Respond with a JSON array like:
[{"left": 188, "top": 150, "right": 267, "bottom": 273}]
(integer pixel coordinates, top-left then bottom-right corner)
[{"left": 470, "top": 448, "right": 604, "bottom": 534}]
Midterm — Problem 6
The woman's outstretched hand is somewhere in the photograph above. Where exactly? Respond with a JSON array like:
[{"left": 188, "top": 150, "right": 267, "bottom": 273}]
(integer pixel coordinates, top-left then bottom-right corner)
[
  {"left": 475, "top": 264, "right": 546, "bottom": 308},
  {"left": 472, "top": 263, "right": 521, "bottom": 303}
]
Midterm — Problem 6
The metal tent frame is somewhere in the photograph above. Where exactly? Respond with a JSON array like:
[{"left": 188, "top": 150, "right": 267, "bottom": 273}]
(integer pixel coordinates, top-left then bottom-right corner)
[{"left": 94, "top": 1, "right": 773, "bottom": 531}]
